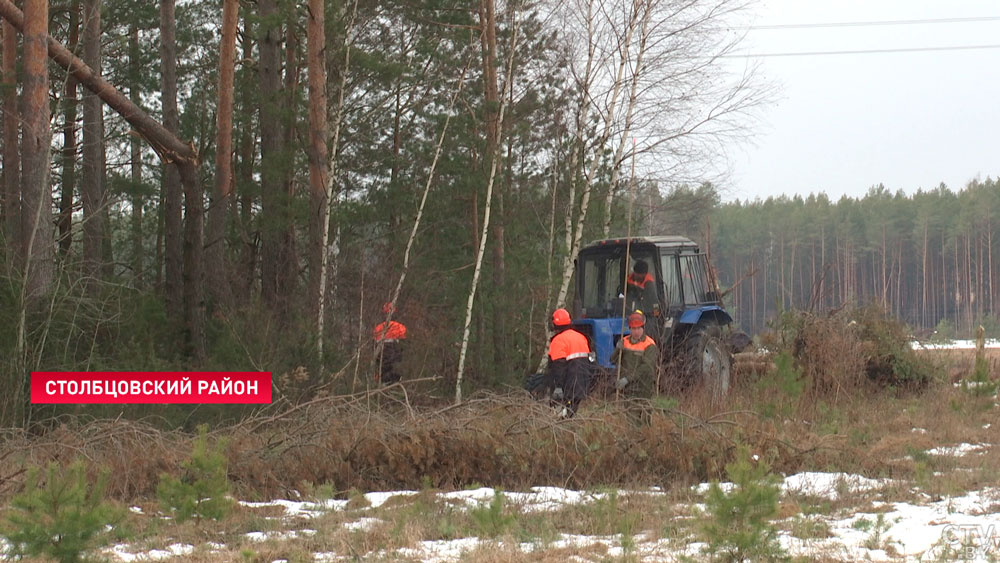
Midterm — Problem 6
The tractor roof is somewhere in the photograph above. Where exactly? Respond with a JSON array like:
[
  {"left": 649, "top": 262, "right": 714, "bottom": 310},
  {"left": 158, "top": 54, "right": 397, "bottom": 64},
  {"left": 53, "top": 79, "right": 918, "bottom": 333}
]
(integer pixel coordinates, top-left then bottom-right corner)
[{"left": 582, "top": 235, "right": 699, "bottom": 251}]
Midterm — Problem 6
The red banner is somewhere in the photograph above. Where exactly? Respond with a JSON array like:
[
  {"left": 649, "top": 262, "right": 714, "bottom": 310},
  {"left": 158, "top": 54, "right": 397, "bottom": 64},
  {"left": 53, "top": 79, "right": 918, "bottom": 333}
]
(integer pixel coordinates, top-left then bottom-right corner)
[{"left": 30, "top": 372, "right": 272, "bottom": 404}]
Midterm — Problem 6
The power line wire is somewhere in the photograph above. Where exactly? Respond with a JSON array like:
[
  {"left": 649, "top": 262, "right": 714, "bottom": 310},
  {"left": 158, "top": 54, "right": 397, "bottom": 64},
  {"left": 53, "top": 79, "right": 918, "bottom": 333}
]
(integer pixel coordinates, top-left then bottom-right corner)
[
  {"left": 724, "top": 43, "right": 1000, "bottom": 58},
  {"left": 749, "top": 15, "right": 1000, "bottom": 30}
]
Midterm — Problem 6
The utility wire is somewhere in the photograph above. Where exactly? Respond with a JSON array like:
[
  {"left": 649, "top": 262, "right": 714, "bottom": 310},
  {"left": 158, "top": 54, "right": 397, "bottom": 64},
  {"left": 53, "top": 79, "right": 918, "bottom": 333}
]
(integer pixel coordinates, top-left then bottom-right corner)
[
  {"left": 723, "top": 43, "right": 1000, "bottom": 58},
  {"left": 749, "top": 15, "right": 1000, "bottom": 30}
]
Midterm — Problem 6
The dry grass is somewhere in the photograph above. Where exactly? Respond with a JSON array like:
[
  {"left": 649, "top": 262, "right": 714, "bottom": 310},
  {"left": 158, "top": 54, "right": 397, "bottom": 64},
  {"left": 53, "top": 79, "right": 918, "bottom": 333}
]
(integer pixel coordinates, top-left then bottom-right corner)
[{"left": 0, "top": 357, "right": 993, "bottom": 505}]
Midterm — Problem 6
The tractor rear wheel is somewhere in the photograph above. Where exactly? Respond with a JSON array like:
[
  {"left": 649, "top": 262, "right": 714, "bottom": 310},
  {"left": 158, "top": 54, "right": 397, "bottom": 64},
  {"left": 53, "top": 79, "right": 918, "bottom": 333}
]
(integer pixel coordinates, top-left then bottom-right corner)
[{"left": 683, "top": 325, "right": 731, "bottom": 401}]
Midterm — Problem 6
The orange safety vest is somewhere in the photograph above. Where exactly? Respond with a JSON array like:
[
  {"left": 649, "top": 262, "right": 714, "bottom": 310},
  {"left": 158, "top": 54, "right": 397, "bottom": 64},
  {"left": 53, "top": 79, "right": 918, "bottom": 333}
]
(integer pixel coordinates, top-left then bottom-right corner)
[
  {"left": 627, "top": 272, "right": 654, "bottom": 290},
  {"left": 622, "top": 334, "right": 656, "bottom": 352},
  {"left": 548, "top": 328, "right": 590, "bottom": 362},
  {"left": 374, "top": 320, "right": 407, "bottom": 342}
]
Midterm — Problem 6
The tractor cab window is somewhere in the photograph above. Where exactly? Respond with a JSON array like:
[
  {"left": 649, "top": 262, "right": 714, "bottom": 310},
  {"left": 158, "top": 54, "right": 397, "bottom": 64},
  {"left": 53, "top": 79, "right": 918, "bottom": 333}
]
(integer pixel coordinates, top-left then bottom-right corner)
[
  {"left": 660, "top": 254, "right": 681, "bottom": 307},
  {"left": 578, "top": 249, "right": 658, "bottom": 318},
  {"left": 679, "top": 253, "right": 712, "bottom": 304}
]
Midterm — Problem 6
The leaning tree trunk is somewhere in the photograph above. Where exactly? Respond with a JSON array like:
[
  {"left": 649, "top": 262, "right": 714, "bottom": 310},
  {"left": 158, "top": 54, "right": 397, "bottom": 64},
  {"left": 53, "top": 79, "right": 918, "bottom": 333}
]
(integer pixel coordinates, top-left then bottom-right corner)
[{"left": 0, "top": 0, "right": 205, "bottom": 355}]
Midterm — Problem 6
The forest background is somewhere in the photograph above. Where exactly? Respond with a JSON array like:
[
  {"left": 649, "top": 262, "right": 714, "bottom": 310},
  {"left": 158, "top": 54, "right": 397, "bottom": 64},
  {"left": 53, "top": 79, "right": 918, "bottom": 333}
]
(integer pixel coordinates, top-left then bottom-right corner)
[{"left": 0, "top": 0, "right": 996, "bottom": 429}]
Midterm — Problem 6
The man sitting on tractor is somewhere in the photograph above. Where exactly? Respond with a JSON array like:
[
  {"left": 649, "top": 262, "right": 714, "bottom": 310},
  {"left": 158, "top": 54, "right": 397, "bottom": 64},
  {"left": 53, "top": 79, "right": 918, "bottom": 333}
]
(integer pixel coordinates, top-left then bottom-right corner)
[
  {"left": 613, "top": 311, "right": 659, "bottom": 395},
  {"left": 625, "top": 259, "right": 657, "bottom": 313}
]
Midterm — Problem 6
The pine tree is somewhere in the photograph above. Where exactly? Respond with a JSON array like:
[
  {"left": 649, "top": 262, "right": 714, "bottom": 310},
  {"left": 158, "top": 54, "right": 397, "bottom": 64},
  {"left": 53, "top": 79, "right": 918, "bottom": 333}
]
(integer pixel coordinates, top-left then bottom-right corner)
[
  {"left": 157, "top": 425, "right": 233, "bottom": 524},
  {"left": 2, "top": 461, "right": 124, "bottom": 563},
  {"left": 701, "top": 445, "right": 787, "bottom": 562}
]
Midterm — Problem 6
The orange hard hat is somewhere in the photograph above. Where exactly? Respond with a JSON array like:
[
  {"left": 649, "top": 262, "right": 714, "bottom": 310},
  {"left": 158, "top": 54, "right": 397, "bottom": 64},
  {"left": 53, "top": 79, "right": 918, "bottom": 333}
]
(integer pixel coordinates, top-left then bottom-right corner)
[
  {"left": 552, "top": 308, "right": 571, "bottom": 327},
  {"left": 627, "top": 312, "right": 645, "bottom": 328}
]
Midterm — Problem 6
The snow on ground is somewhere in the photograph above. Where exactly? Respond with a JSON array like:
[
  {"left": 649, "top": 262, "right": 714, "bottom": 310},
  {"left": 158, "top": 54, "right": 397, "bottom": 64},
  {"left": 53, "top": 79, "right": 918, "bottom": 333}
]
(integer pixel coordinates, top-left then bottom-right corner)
[
  {"left": 912, "top": 339, "right": 1000, "bottom": 350},
  {"left": 84, "top": 454, "right": 1000, "bottom": 562},
  {"left": 925, "top": 442, "right": 989, "bottom": 456},
  {"left": 6, "top": 440, "right": 997, "bottom": 561}
]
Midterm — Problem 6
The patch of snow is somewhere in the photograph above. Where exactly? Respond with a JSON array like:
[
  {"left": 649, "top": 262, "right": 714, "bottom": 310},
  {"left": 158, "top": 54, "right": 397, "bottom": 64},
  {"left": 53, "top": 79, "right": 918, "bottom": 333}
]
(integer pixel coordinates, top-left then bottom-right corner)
[
  {"left": 364, "top": 490, "right": 418, "bottom": 508},
  {"left": 782, "top": 472, "right": 893, "bottom": 500},
  {"left": 439, "top": 487, "right": 497, "bottom": 506},
  {"left": 109, "top": 543, "right": 194, "bottom": 561},
  {"left": 692, "top": 481, "right": 737, "bottom": 495},
  {"left": 128, "top": 506, "right": 143, "bottom": 514},
  {"left": 396, "top": 537, "right": 481, "bottom": 562},
  {"left": 344, "top": 517, "right": 383, "bottom": 531},
  {"left": 912, "top": 427, "right": 928, "bottom": 434},
  {"left": 912, "top": 339, "right": 1000, "bottom": 350},
  {"left": 245, "top": 529, "right": 316, "bottom": 542},
  {"left": 925, "top": 443, "right": 989, "bottom": 456},
  {"left": 239, "top": 498, "right": 347, "bottom": 518}
]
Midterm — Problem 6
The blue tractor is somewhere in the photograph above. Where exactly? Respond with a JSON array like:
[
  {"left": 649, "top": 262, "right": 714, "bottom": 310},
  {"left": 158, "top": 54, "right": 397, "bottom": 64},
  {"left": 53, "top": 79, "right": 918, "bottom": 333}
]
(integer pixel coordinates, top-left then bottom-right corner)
[{"left": 571, "top": 236, "right": 744, "bottom": 397}]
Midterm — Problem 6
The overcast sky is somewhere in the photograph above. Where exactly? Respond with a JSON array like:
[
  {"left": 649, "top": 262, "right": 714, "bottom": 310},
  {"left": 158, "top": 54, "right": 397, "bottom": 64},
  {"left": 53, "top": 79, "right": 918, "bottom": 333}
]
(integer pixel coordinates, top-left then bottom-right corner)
[{"left": 722, "top": 0, "right": 1000, "bottom": 202}]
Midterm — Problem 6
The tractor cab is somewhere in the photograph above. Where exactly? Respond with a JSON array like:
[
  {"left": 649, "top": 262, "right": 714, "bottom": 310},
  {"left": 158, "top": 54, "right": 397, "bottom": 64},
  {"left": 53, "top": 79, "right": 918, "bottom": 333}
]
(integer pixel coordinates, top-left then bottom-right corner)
[{"left": 572, "top": 236, "right": 733, "bottom": 369}]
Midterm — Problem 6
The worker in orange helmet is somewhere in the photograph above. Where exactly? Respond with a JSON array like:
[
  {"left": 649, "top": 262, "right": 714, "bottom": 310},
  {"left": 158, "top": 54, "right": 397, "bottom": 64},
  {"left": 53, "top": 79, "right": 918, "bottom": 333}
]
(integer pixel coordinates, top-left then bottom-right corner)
[
  {"left": 546, "top": 307, "right": 594, "bottom": 417},
  {"left": 373, "top": 301, "right": 407, "bottom": 384},
  {"left": 613, "top": 311, "right": 659, "bottom": 395}
]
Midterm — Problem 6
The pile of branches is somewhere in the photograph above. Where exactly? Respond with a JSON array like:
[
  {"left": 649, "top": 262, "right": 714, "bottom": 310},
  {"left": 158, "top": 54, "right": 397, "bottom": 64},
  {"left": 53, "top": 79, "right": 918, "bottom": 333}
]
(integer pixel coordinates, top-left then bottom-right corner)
[{"left": 0, "top": 389, "right": 857, "bottom": 502}]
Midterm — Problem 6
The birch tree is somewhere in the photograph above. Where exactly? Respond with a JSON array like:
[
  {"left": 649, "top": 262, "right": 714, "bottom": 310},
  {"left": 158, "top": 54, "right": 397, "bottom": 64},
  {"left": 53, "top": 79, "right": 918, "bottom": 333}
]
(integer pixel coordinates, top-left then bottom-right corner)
[
  {"left": 314, "top": 0, "right": 358, "bottom": 363},
  {"left": 548, "top": 0, "right": 760, "bottom": 311},
  {"left": 455, "top": 1, "right": 521, "bottom": 403}
]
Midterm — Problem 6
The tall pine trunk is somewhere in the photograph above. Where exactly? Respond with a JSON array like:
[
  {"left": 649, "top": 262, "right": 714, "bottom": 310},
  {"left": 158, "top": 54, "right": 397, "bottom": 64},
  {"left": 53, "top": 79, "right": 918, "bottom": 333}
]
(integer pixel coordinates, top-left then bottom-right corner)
[
  {"left": 128, "top": 25, "right": 143, "bottom": 285},
  {"left": 21, "top": 0, "right": 52, "bottom": 300},
  {"left": 2, "top": 14, "right": 19, "bottom": 259},
  {"left": 259, "top": 0, "right": 285, "bottom": 306},
  {"left": 58, "top": 1, "right": 79, "bottom": 257},
  {"left": 161, "top": 0, "right": 183, "bottom": 328},
  {"left": 235, "top": 13, "right": 255, "bottom": 302},
  {"left": 81, "top": 0, "right": 106, "bottom": 279},
  {"left": 206, "top": 0, "right": 238, "bottom": 307}
]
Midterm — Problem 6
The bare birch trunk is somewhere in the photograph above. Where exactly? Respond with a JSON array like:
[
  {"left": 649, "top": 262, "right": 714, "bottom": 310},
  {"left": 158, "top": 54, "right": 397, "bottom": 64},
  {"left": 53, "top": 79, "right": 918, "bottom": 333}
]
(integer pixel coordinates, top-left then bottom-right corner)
[
  {"left": 307, "top": 0, "right": 328, "bottom": 361},
  {"left": 601, "top": 0, "right": 648, "bottom": 238},
  {"left": 455, "top": 13, "right": 521, "bottom": 403},
  {"left": 317, "top": 0, "right": 358, "bottom": 363}
]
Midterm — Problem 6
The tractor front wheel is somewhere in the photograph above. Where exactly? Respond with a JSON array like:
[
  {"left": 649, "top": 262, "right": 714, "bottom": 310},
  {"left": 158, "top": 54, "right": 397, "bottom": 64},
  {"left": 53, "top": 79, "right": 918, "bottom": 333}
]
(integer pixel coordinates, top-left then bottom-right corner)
[{"left": 683, "top": 325, "right": 732, "bottom": 401}]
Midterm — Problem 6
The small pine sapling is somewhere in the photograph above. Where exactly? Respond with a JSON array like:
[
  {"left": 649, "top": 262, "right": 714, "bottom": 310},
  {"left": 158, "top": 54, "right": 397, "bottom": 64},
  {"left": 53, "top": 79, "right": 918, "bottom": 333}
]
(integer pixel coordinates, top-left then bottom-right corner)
[
  {"left": 701, "top": 445, "right": 788, "bottom": 562},
  {"left": 2, "top": 460, "right": 124, "bottom": 563},
  {"left": 157, "top": 425, "right": 233, "bottom": 524}
]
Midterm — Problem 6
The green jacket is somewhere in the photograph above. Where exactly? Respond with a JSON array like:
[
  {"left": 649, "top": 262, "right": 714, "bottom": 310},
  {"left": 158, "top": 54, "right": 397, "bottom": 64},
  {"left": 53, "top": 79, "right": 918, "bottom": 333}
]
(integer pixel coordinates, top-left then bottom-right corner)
[{"left": 613, "top": 334, "right": 659, "bottom": 395}]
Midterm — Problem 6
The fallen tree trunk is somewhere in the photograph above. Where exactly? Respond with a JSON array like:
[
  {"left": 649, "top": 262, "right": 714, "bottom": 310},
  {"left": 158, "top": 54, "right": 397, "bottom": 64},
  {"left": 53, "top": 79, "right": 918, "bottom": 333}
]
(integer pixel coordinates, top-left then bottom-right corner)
[
  {"left": 0, "top": 0, "right": 196, "bottom": 167},
  {"left": 0, "top": 0, "right": 204, "bottom": 357}
]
